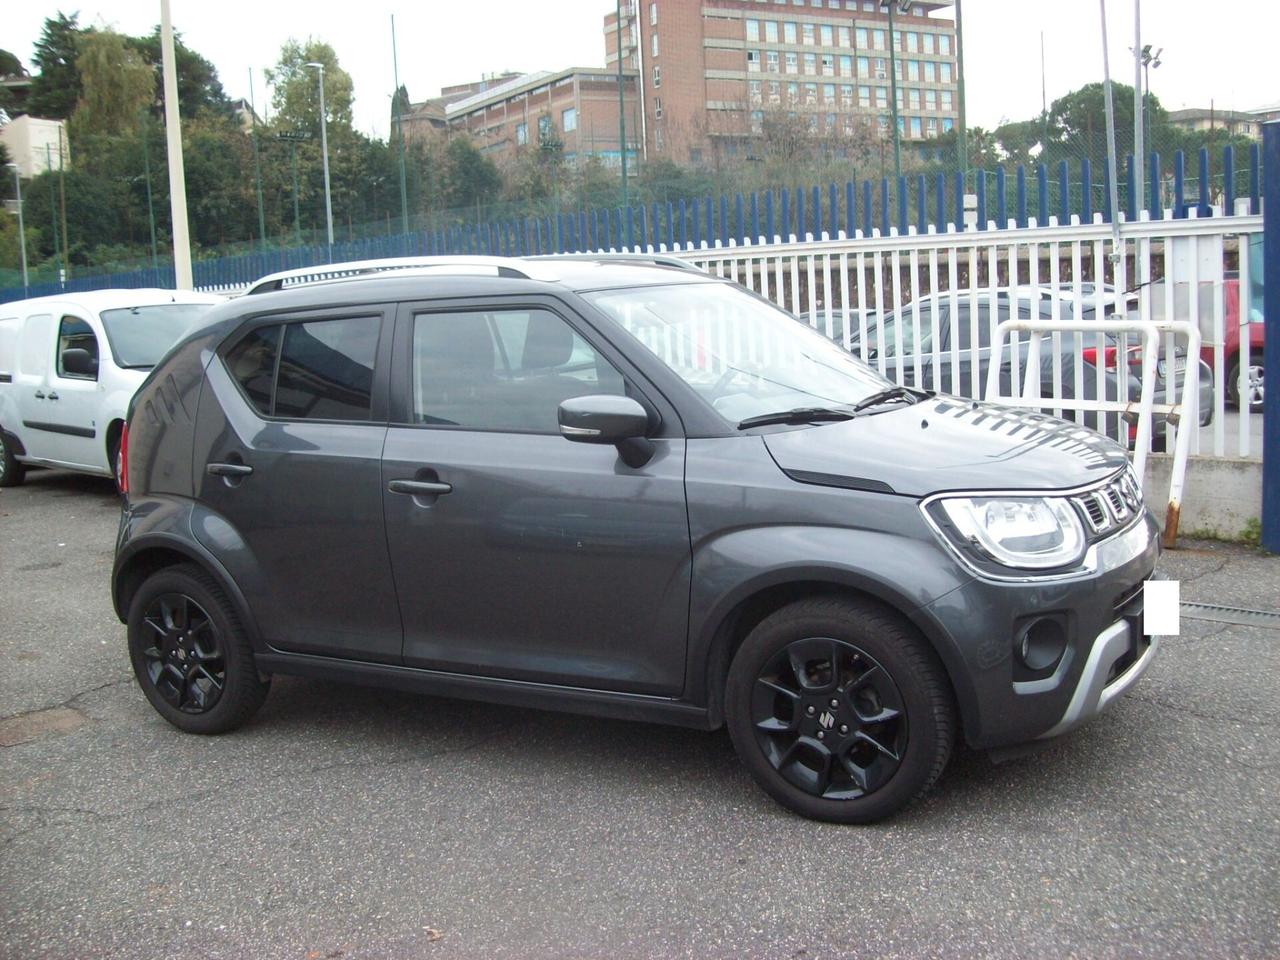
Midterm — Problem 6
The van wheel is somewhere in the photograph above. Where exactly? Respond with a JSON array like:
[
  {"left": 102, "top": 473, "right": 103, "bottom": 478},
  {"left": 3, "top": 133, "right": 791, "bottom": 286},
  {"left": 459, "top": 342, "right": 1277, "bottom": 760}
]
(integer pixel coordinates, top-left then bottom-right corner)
[
  {"left": 0, "top": 431, "right": 25, "bottom": 487},
  {"left": 725, "top": 596, "right": 955, "bottom": 823},
  {"left": 127, "top": 564, "right": 269, "bottom": 734}
]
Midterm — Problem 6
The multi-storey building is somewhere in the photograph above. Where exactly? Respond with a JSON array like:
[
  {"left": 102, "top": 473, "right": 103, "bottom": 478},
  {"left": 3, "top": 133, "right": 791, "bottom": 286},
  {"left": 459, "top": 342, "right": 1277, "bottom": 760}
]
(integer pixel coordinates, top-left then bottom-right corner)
[
  {"left": 604, "top": 0, "right": 959, "bottom": 165},
  {"left": 403, "top": 68, "right": 642, "bottom": 168}
]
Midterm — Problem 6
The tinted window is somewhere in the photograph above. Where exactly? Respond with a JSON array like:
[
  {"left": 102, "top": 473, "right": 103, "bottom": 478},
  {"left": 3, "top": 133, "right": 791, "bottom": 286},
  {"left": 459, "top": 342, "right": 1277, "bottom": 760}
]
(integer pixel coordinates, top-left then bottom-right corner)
[
  {"left": 225, "top": 325, "right": 279, "bottom": 415},
  {"left": 274, "top": 317, "right": 378, "bottom": 421},
  {"left": 871, "top": 305, "right": 932, "bottom": 357},
  {"left": 411, "top": 309, "right": 625, "bottom": 432},
  {"left": 57, "top": 315, "right": 99, "bottom": 379}
]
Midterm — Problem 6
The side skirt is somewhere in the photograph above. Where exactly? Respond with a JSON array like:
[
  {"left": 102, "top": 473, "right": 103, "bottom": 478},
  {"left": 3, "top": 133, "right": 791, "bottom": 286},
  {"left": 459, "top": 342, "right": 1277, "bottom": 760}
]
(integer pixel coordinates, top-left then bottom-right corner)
[{"left": 254, "top": 652, "right": 715, "bottom": 730}]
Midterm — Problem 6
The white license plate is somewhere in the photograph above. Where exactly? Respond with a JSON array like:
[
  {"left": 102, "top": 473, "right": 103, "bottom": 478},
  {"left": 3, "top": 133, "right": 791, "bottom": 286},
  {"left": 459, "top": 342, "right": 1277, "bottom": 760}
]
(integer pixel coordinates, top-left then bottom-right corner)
[{"left": 1157, "top": 358, "right": 1186, "bottom": 379}]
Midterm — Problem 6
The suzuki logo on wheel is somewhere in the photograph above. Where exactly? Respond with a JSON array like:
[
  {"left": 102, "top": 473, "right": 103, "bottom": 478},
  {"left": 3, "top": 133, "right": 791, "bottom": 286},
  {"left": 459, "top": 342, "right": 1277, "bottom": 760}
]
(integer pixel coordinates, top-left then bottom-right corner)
[{"left": 818, "top": 711, "right": 835, "bottom": 729}]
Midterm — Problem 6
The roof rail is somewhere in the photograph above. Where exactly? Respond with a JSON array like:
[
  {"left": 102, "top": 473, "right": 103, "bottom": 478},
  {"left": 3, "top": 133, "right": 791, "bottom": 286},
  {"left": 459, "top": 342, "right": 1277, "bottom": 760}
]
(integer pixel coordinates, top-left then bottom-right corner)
[
  {"left": 244, "top": 256, "right": 556, "bottom": 296},
  {"left": 525, "top": 252, "right": 704, "bottom": 273}
]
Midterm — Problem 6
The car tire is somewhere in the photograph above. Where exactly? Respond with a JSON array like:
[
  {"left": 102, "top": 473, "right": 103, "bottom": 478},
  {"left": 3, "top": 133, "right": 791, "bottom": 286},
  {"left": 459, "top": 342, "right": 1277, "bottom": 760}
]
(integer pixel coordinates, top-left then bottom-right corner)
[
  {"left": 127, "top": 564, "right": 269, "bottom": 734},
  {"left": 725, "top": 595, "right": 956, "bottom": 823},
  {"left": 1226, "top": 353, "right": 1264, "bottom": 414},
  {"left": 0, "top": 430, "right": 25, "bottom": 487},
  {"left": 108, "top": 433, "right": 123, "bottom": 495}
]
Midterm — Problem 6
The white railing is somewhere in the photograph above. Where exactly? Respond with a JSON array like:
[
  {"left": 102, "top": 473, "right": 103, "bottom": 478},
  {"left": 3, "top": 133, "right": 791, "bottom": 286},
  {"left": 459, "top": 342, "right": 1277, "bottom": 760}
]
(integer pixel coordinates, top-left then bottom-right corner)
[{"left": 660, "top": 210, "right": 1263, "bottom": 462}]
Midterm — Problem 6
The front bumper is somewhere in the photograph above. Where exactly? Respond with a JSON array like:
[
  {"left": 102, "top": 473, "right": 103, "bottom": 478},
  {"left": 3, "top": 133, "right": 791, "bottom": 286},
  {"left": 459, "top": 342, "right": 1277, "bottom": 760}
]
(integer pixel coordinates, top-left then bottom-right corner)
[{"left": 922, "top": 511, "right": 1161, "bottom": 749}]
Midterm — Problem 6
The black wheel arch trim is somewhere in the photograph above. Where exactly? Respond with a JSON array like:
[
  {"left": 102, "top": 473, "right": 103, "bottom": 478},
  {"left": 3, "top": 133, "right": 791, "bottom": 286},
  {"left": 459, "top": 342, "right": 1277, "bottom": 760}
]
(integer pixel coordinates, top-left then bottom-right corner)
[
  {"left": 692, "top": 565, "right": 979, "bottom": 741},
  {"left": 112, "top": 532, "right": 264, "bottom": 650}
]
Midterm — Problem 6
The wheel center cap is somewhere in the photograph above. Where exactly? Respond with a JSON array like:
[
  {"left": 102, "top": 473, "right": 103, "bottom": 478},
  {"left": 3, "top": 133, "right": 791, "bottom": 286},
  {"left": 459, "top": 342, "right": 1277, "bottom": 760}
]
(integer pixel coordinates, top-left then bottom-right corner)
[{"left": 818, "top": 709, "right": 836, "bottom": 730}]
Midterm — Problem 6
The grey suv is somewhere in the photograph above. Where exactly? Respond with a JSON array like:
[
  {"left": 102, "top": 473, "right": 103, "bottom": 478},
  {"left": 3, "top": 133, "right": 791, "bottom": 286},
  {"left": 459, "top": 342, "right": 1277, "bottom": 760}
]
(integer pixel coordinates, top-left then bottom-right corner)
[{"left": 113, "top": 256, "right": 1161, "bottom": 823}]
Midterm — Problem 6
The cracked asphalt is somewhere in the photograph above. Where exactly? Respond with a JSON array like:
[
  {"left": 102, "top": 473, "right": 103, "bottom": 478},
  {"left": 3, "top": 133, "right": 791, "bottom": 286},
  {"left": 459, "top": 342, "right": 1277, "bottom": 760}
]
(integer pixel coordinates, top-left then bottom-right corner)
[{"left": 2, "top": 469, "right": 1278, "bottom": 959}]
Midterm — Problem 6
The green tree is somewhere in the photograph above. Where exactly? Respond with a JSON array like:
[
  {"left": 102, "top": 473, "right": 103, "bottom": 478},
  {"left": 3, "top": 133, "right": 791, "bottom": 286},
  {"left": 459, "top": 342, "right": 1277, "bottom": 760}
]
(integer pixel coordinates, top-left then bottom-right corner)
[
  {"left": 265, "top": 39, "right": 354, "bottom": 132},
  {"left": 128, "top": 28, "right": 232, "bottom": 119},
  {"left": 26, "top": 12, "right": 84, "bottom": 119},
  {"left": 441, "top": 136, "right": 501, "bottom": 212},
  {"left": 73, "top": 30, "right": 155, "bottom": 136}
]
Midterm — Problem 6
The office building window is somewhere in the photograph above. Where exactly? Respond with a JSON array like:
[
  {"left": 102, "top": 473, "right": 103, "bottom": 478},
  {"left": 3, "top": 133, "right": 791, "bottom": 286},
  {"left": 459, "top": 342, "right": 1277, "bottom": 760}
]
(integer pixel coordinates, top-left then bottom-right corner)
[
  {"left": 751, "top": 110, "right": 764, "bottom": 133},
  {"left": 785, "top": 51, "right": 798, "bottom": 73},
  {"left": 562, "top": 107, "right": 577, "bottom": 132},
  {"left": 941, "top": 89, "right": 953, "bottom": 111},
  {"left": 924, "top": 60, "right": 936, "bottom": 82},
  {"left": 906, "top": 31, "right": 918, "bottom": 53},
  {"left": 940, "top": 62, "right": 953, "bottom": 83},
  {"left": 925, "top": 88, "right": 936, "bottom": 110},
  {"left": 820, "top": 24, "right": 833, "bottom": 45},
  {"left": 839, "top": 54, "right": 852, "bottom": 76},
  {"left": 873, "top": 29, "right": 886, "bottom": 50},
  {"left": 804, "top": 52, "right": 817, "bottom": 74},
  {"left": 784, "top": 22, "right": 797, "bottom": 43},
  {"left": 939, "top": 34, "right": 952, "bottom": 55},
  {"left": 907, "top": 60, "right": 920, "bottom": 81},
  {"left": 927, "top": 117, "right": 938, "bottom": 137},
  {"left": 943, "top": 116, "right": 954, "bottom": 132},
  {"left": 857, "top": 56, "right": 870, "bottom": 78},
  {"left": 908, "top": 88, "right": 920, "bottom": 109},
  {"left": 840, "top": 83, "right": 853, "bottom": 106},
  {"left": 653, "top": 96, "right": 662, "bottom": 118},
  {"left": 858, "top": 84, "right": 870, "bottom": 108},
  {"left": 838, "top": 26, "right": 850, "bottom": 47},
  {"left": 747, "top": 50, "right": 761, "bottom": 71},
  {"left": 787, "top": 81, "right": 800, "bottom": 103},
  {"left": 875, "top": 86, "right": 887, "bottom": 108},
  {"left": 823, "top": 82, "right": 836, "bottom": 102},
  {"left": 746, "top": 19, "right": 760, "bottom": 41},
  {"left": 910, "top": 116, "right": 922, "bottom": 138},
  {"left": 856, "top": 26, "right": 867, "bottom": 48},
  {"left": 515, "top": 121, "right": 527, "bottom": 145},
  {"left": 768, "top": 80, "right": 781, "bottom": 103},
  {"left": 802, "top": 23, "right": 815, "bottom": 44},
  {"left": 649, "top": 1, "right": 657, "bottom": 24},
  {"left": 766, "top": 50, "right": 780, "bottom": 72},
  {"left": 765, "top": 20, "right": 778, "bottom": 41},
  {"left": 749, "top": 80, "right": 763, "bottom": 103},
  {"left": 821, "top": 53, "right": 834, "bottom": 75},
  {"left": 804, "top": 82, "right": 817, "bottom": 104},
  {"left": 922, "top": 33, "right": 935, "bottom": 54}
]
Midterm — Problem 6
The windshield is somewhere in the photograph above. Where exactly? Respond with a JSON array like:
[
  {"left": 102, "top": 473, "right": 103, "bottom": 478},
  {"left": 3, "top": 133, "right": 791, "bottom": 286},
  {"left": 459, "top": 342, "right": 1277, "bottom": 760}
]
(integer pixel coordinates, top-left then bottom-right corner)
[
  {"left": 585, "top": 282, "right": 891, "bottom": 424},
  {"left": 100, "top": 304, "right": 214, "bottom": 368}
]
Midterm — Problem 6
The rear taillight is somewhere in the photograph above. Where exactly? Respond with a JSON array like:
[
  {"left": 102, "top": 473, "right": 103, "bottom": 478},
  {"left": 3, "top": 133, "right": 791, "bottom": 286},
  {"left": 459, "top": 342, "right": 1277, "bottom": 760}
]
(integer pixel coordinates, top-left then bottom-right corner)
[
  {"left": 1081, "top": 345, "right": 1144, "bottom": 370},
  {"left": 118, "top": 422, "right": 129, "bottom": 494}
]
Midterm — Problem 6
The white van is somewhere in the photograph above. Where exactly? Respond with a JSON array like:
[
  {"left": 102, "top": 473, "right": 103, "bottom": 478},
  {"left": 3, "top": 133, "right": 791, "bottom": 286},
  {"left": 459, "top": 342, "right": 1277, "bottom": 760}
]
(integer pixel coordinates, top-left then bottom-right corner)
[{"left": 0, "top": 289, "right": 224, "bottom": 488}]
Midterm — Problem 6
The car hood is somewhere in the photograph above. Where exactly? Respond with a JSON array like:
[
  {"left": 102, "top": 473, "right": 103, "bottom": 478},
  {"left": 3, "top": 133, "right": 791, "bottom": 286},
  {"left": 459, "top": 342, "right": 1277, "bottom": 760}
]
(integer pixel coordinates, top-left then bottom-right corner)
[{"left": 762, "top": 396, "right": 1128, "bottom": 498}]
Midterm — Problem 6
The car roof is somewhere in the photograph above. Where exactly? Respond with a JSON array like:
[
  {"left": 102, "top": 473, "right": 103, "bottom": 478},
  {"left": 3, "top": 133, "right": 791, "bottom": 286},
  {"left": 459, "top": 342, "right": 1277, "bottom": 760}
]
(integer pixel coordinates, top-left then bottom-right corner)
[{"left": 0, "top": 288, "right": 224, "bottom": 316}]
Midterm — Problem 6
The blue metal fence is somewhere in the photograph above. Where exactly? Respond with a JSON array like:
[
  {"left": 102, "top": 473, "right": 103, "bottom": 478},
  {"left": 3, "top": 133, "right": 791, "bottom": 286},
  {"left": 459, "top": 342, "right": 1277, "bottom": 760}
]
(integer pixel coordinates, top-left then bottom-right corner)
[{"left": 1, "top": 145, "right": 1264, "bottom": 304}]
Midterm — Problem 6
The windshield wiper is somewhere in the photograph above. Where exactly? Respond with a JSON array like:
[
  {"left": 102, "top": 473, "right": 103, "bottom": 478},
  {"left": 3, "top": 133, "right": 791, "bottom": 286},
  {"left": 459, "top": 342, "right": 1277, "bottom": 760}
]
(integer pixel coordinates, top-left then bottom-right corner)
[
  {"left": 851, "top": 385, "right": 924, "bottom": 413},
  {"left": 737, "top": 406, "right": 857, "bottom": 429}
]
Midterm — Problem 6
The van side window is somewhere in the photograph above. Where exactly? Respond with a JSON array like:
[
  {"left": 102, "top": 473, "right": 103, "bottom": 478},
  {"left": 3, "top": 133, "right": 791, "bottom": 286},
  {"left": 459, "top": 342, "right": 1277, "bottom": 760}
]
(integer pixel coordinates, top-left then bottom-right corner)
[
  {"left": 57, "top": 315, "right": 99, "bottom": 380},
  {"left": 224, "top": 316, "right": 379, "bottom": 421}
]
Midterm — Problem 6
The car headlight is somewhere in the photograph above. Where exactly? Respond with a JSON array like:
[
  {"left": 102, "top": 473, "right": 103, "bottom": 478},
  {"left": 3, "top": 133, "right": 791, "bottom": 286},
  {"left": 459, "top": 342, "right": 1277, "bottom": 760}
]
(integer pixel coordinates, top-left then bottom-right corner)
[{"left": 934, "top": 496, "right": 1086, "bottom": 570}]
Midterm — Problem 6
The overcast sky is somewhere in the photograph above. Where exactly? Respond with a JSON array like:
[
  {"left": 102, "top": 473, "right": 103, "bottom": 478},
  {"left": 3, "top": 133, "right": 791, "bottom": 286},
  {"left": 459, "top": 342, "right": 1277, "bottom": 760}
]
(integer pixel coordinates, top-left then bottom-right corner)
[{"left": 9, "top": 1, "right": 1277, "bottom": 140}]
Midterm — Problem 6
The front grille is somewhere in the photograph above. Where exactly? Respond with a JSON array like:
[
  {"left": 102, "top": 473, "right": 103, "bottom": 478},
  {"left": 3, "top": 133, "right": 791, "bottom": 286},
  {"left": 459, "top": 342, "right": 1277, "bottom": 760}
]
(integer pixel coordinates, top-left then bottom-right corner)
[{"left": 1072, "top": 470, "right": 1143, "bottom": 540}]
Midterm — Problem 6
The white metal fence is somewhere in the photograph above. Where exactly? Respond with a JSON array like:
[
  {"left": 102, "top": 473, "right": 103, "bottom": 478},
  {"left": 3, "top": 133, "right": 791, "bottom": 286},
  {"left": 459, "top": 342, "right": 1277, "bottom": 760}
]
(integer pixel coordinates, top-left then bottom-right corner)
[{"left": 660, "top": 210, "right": 1263, "bottom": 462}]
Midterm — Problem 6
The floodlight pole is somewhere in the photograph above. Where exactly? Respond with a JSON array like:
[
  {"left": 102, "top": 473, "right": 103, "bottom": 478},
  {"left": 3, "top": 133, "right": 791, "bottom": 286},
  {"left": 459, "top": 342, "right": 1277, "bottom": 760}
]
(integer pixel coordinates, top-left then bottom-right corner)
[
  {"left": 160, "top": 0, "right": 193, "bottom": 289},
  {"left": 391, "top": 15, "right": 409, "bottom": 234},
  {"left": 306, "top": 61, "right": 335, "bottom": 257},
  {"left": 7, "top": 163, "right": 28, "bottom": 294}
]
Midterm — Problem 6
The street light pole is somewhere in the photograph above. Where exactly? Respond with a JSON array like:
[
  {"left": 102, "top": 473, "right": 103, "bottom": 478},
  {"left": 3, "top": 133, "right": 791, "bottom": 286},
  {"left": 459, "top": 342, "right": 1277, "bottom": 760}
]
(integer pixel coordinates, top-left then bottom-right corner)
[
  {"left": 160, "top": 0, "right": 193, "bottom": 289},
  {"left": 616, "top": 0, "right": 629, "bottom": 211},
  {"left": 306, "top": 61, "right": 335, "bottom": 257},
  {"left": 955, "top": 0, "right": 967, "bottom": 176},
  {"left": 885, "top": 1, "right": 903, "bottom": 180},
  {"left": 390, "top": 15, "right": 410, "bottom": 235},
  {"left": 7, "top": 163, "right": 28, "bottom": 295},
  {"left": 1133, "top": 0, "right": 1144, "bottom": 211},
  {"left": 248, "top": 68, "right": 267, "bottom": 248}
]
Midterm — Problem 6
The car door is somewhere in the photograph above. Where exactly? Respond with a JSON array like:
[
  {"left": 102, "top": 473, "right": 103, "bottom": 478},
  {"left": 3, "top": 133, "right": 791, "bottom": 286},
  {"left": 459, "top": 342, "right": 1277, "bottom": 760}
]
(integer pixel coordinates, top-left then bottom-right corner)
[
  {"left": 191, "top": 307, "right": 403, "bottom": 663},
  {"left": 38, "top": 312, "right": 108, "bottom": 468},
  {"left": 12, "top": 312, "right": 56, "bottom": 460},
  {"left": 382, "top": 297, "right": 691, "bottom": 696}
]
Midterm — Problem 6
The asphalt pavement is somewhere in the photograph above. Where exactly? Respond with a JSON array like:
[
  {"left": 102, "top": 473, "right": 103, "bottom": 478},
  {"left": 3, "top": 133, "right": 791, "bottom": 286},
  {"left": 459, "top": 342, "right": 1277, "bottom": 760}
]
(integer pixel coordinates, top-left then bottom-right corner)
[{"left": 1, "top": 469, "right": 1277, "bottom": 959}]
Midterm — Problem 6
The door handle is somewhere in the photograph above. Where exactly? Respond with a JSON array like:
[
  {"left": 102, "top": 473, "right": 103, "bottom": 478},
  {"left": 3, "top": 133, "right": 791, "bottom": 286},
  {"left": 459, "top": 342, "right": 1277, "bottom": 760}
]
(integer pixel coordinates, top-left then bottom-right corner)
[
  {"left": 34, "top": 390, "right": 45, "bottom": 399},
  {"left": 206, "top": 462, "right": 254, "bottom": 478},
  {"left": 47, "top": 391, "right": 59, "bottom": 401},
  {"left": 388, "top": 479, "right": 452, "bottom": 496}
]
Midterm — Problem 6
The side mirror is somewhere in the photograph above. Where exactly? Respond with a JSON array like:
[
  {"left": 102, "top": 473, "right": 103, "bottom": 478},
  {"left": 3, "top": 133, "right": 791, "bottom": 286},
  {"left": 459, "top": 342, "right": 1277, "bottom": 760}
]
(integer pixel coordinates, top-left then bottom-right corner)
[
  {"left": 558, "top": 395, "right": 654, "bottom": 468},
  {"left": 62, "top": 347, "right": 98, "bottom": 378}
]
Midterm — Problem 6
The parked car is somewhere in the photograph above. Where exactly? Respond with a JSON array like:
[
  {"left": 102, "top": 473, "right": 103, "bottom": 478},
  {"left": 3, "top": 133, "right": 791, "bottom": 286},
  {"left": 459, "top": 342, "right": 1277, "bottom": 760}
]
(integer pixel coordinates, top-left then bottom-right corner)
[
  {"left": 847, "top": 291, "right": 1213, "bottom": 448},
  {"left": 798, "top": 307, "right": 880, "bottom": 347},
  {"left": 114, "top": 256, "right": 1161, "bottom": 824},
  {"left": 1212, "top": 233, "right": 1265, "bottom": 412},
  {"left": 0, "top": 289, "right": 225, "bottom": 488}
]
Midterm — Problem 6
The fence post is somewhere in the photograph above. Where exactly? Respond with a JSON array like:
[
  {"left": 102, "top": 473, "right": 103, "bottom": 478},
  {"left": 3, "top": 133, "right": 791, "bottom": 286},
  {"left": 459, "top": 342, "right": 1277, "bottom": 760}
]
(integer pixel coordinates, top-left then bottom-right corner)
[
  {"left": 1149, "top": 152, "right": 1160, "bottom": 217},
  {"left": 975, "top": 170, "right": 986, "bottom": 229},
  {"left": 1249, "top": 143, "right": 1261, "bottom": 214},
  {"left": 995, "top": 166, "right": 1007, "bottom": 227},
  {"left": 846, "top": 181, "right": 856, "bottom": 237},
  {"left": 1124, "top": 155, "right": 1136, "bottom": 221},
  {"left": 1081, "top": 158, "right": 1093, "bottom": 222},
  {"left": 796, "top": 189, "right": 806, "bottom": 240},
  {"left": 749, "top": 192, "right": 759, "bottom": 244},
  {"left": 780, "top": 189, "right": 790, "bottom": 241},
  {"left": 1057, "top": 159, "right": 1069, "bottom": 223},
  {"left": 1223, "top": 145, "right": 1235, "bottom": 215},
  {"left": 765, "top": 190, "right": 775, "bottom": 241},
  {"left": 812, "top": 186, "right": 822, "bottom": 238},
  {"left": 1173, "top": 150, "right": 1185, "bottom": 218},
  {"left": 735, "top": 193, "right": 744, "bottom": 245},
  {"left": 719, "top": 195, "right": 729, "bottom": 245},
  {"left": 953, "top": 171, "right": 964, "bottom": 230},
  {"left": 879, "top": 178, "right": 890, "bottom": 234},
  {"left": 896, "top": 175, "right": 908, "bottom": 233},
  {"left": 1197, "top": 146, "right": 1211, "bottom": 217},
  {"left": 1262, "top": 121, "right": 1280, "bottom": 553},
  {"left": 1102, "top": 157, "right": 1113, "bottom": 223},
  {"left": 828, "top": 182, "right": 838, "bottom": 237},
  {"left": 916, "top": 174, "right": 927, "bottom": 232},
  {"left": 1016, "top": 165, "right": 1027, "bottom": 228},
  {"left": 1037, "top": 164, "right": 1048, "bottom": 224},
  {"left": 666, "top": 201, "right": 675, "bottom": 248},
  {"left": 705, "top": 195, "right": 714, "bottom": 246},
  {"left": 863, "top": 180, "right": 873, "bottom": 235}
]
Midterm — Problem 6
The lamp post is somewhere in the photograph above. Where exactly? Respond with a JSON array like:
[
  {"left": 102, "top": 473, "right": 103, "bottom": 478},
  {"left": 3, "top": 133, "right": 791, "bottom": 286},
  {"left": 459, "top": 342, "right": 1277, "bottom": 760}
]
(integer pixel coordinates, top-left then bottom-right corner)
[
  {"left": 616, "top": 0, "right": 628, "bottom": 210},
  {"left": 1140, "top": 44, "right": 1162, "bottom": 159},
  {"left": 6, "top": 163, "right": 28, "bottom": 295},
  {"left": 305, "top": 61, "right": 335, "bottom": 256},
  {"left": 882, "top": 0, "right": 904, "bottom": 181},
  {"left": 276, "top": 130, "right": 312, "bottom": 245}
]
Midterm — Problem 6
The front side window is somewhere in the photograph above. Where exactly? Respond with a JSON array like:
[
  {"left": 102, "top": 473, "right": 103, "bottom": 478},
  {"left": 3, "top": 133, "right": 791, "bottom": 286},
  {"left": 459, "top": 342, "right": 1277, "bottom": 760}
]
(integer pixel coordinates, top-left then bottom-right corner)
[
  {"left": 586, "top": 282, "right": 890, "bottom": 426},
  {"left": 225, "top": 316, "right": 378, "bottom": 421},
  {"left": 410, "top": 309, "right": 625, "bottom": 433},
  {"left": 56, "top": 315, "right": 99, "bottom": 380}
]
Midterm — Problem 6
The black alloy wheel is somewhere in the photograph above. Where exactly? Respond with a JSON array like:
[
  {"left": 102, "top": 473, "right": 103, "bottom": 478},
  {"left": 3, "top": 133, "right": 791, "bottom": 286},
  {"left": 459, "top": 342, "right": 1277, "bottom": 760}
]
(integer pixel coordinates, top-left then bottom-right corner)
[
  {"left": 751, "top": 637, "right": 907, "bottom": 800},
  {"left": 128, "top": 564, "right": 269, "bottom": 734},
  {"left": 139, "top": 593, "right": 227, "bottom": 714},
  {"left": 726, "top": 596, "right": 955, "bottom": 823}
]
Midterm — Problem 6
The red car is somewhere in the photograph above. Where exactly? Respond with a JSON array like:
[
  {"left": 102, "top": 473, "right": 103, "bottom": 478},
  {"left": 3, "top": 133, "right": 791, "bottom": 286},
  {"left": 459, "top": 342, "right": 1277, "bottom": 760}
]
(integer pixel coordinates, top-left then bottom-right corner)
[{"left": 1204, "top": 234, "right": 1265, "bottom": 413}]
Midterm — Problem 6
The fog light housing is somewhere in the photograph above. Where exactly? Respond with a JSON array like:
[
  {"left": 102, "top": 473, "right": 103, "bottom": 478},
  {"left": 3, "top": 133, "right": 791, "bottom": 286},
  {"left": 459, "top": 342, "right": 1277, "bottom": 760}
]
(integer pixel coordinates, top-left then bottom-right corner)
[{"left": 1015, "top": 616, "right": 1068, "bottom": 675}]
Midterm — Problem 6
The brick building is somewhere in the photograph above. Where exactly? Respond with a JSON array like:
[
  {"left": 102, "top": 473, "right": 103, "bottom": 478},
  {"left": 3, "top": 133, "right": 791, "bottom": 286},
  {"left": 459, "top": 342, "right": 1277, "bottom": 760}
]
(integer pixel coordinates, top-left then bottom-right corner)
[
  {"left": 403, "top": 68, "right": 642, "bottom": 168},
  {"left": 604, "top": 0, "right": 959, "bottom": 165}
]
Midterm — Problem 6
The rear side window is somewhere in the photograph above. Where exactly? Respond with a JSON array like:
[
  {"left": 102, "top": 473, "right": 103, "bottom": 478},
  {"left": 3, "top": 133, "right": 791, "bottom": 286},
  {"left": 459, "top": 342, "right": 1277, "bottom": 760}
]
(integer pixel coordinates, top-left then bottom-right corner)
[{"left": 224, "top": 316, "right": 379, "bottom": 421}]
